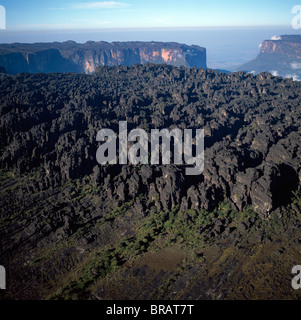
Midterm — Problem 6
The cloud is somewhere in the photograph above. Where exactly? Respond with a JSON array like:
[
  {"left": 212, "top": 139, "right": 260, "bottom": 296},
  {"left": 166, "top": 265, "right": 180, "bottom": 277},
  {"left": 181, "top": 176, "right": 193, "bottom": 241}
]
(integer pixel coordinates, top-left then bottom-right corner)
[
  {"left": 258, "top": 43, "right": 262, "bottom": 48},
  {"left": 12, "top": 23, "right": 82, "bottom": 30},
  {"left": 290, "top": 62, "right": 301, "bottom": 70},
  {"left": 12, "top": 18, "right": 112, "bottom": 30},
  {"left": 270, "top": 70, "right": 279, "bottom": 77},
  {"left": 70, "top": 1, "right": 130, "bottom": 9},
  {"left": 284, "top": 73, "right": 300, "bottom": 81},
  {"left": 49, "top": 1, "right": 130, "bottom": 10},
  {"left": 271, "top": 35, "right": 282, "bottom": 41}
]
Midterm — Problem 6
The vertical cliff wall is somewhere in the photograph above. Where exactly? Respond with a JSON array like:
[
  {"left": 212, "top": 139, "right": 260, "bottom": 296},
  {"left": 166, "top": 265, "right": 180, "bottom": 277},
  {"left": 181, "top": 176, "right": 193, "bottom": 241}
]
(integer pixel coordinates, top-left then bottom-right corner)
[
  {"left": 0, "top": 41, "right": 207, "bottom": 74},
  {"left": 238, "top": 35, "right": 301, "bottom": 80}
]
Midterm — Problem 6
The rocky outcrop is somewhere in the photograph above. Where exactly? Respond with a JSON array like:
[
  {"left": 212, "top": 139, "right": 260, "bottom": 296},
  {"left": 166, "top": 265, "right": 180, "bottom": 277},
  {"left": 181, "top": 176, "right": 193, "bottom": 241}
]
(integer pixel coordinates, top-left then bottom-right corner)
[
  {"left": 0, "top": 65, "right": 300, "bottom": 300},
  {"left": 0, "top": 41, "right": 207, "bottom": 74},
  {"left": 238, "top": 35, "right": 301, "bottom": 80},
  {"left": 0, "top": 65, "right": 300, "bottom": 219}
]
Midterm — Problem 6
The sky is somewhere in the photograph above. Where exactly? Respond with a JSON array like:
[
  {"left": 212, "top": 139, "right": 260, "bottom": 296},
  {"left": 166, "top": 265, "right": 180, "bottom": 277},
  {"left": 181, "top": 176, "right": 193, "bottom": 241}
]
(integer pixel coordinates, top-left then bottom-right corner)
[
  {"left": 0, "top": 0, "right": 299, "bottom": 30},
  {"left": 0, "top": 1, "right": 300, "bottom": 70}
]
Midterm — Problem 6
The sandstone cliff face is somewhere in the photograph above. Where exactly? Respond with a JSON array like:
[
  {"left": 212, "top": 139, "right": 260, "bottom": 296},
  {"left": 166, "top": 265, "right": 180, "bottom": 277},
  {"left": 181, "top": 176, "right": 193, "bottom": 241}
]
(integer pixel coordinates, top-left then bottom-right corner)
[
  {"left": 0, "top": 49, "right": 81, "bottom": 74},
  {"left": 260, "top": 36, "right": 301, "bottom": 58},
  {"left": 0, "top": 41, "right": 207, "bottom": 74},
  {"left": 239, "top": 35, "right": 301, "bottom": 80}
]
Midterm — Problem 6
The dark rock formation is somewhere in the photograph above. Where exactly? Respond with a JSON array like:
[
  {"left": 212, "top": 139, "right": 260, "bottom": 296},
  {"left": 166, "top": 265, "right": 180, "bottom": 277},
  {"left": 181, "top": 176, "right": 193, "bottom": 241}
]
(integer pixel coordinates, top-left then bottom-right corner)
[
  {"left": 0, "top": 64, "right": 300, "bottom": 300},
  {"left": 0, "top": 41, "right": 207, "bottom": 74},
  {"left": 0, "top": 65, "right": 300, "bottom": 219}
]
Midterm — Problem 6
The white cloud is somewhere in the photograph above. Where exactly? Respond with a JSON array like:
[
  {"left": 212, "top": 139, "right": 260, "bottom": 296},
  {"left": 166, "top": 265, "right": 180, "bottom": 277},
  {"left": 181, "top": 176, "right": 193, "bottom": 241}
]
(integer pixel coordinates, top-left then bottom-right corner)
[
  {"left": 290, "top": 62, "right": 301, "bottom": 70},
  {"left": 71, "top": 1, "right": 130, "bottom": 9},
  {"left": 271, "top": 70, "right": 279, "bottom": 77},
  {"left": 258, "top": 43, "right": 262, "bottom": 48},
  {"left": 12, "top": 23, "right": 81, "bottom": 30},
  {"left": 49, "top": 1, "right": 130, "bottom": 10},
  {"left": 271, "top": 35, "right": 282, "bottom": 40},
  {"left": 12, "top": 20, "right": 112, "bottom": 30},
  {"left": 284, "top": 73, "right": 300, "bottom": 81}
]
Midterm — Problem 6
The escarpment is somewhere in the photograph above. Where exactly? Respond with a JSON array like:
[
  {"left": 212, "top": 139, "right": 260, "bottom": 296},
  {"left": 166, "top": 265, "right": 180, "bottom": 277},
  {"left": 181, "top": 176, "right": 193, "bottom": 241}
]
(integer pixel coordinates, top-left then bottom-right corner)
[{"left": 0, "top": 41, "right": 207, "bottom": 74}]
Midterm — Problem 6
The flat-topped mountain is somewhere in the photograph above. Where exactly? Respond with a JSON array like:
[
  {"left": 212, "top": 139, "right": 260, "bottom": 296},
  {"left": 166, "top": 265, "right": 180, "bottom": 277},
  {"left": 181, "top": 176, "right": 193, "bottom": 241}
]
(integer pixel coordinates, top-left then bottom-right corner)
[
  {"left": 260, "top": 35, "right": 301, "bottom": 56},
  {"left": 238, "top": 35, "right": 301, "bottom": 80},
  {"left": 0, "top": 41, "right": 207, "bottom": 74}
]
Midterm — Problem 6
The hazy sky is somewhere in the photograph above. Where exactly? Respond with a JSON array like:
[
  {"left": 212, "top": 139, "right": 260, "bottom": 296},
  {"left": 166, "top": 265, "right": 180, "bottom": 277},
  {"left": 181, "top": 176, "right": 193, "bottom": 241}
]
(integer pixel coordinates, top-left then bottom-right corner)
[{"left": 0, "top": 0, "right": 299, "bottom": 30}]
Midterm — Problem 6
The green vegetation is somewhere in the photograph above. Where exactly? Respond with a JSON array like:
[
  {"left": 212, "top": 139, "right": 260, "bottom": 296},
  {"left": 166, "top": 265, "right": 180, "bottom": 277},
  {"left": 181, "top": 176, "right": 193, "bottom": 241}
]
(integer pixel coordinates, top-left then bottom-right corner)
[
  {"left": 1, "top": 161, "right": 301, "bottom": 300},
  {"left": 45, "top": 188, "right": 301, "bottom": 300}
]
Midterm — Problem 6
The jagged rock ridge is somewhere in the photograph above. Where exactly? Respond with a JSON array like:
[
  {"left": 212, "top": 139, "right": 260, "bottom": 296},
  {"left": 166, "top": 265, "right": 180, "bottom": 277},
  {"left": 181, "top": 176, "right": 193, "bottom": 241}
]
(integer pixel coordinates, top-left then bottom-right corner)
[{"left": 0, "top": 65, "right": 300, "bottom": 217}]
